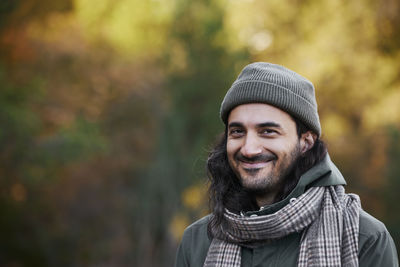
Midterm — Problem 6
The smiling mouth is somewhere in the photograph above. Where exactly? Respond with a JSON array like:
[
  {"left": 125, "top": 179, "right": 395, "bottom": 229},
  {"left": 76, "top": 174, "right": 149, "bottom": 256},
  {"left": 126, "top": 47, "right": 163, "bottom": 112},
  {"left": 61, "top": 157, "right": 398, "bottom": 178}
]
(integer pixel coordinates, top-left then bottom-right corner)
[
  {"left": 240, "top": 160, "right": 273, "bottom": 170},
  {"left": 235, "top": 153, "right": 277, "bottom": 171}
]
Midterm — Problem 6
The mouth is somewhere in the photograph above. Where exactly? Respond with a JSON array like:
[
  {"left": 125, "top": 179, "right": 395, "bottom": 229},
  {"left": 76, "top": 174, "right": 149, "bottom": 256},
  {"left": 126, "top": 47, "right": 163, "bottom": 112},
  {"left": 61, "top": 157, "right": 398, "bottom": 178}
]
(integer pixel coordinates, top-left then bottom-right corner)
[
  {"left": 240, "top": 160, "right": 273, "bottom": 170},
  {"left": 235, "top": 153, "right": 277, "bottom": 172}
]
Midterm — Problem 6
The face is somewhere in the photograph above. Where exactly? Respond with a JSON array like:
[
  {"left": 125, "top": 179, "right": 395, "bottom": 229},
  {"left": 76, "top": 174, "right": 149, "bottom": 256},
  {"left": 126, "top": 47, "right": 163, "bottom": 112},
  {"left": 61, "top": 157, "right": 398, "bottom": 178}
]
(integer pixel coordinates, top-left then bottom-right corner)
[{"left": 226, "top": 103, "right": 303, "bottom": 196}]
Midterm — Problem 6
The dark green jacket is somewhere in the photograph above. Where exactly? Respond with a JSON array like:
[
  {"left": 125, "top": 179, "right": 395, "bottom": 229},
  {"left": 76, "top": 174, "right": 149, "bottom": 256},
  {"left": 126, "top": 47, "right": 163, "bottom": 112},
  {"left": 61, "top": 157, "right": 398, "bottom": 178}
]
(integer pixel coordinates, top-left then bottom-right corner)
[{"left": 175, "top": 155, "right": 399, "bottom": 267}]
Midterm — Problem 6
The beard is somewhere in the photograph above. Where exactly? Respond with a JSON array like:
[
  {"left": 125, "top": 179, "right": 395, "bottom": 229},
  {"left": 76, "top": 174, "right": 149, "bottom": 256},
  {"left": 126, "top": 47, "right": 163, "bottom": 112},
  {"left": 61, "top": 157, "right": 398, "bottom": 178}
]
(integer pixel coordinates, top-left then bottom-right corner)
[{"left": 232, "top": 143, "right": 302, "bottom": 196}]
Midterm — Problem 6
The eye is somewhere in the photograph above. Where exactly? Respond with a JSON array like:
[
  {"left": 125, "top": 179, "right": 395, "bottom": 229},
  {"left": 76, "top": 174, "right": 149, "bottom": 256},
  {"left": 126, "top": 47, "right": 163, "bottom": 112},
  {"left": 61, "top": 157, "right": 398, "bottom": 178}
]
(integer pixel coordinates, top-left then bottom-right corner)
[
  {"left": 229, "top": 128, "right": 245, "bottom": 137},
  {"left": 260, "top": 128, "right": 278, "bottom": 136}
]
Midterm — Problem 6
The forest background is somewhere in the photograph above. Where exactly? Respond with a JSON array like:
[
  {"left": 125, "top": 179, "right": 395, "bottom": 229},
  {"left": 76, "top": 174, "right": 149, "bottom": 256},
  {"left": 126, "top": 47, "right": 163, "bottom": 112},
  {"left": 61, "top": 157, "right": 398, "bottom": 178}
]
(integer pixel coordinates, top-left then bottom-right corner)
[{"left": 1, "top": 0, "right": 399, "bottom": 266}]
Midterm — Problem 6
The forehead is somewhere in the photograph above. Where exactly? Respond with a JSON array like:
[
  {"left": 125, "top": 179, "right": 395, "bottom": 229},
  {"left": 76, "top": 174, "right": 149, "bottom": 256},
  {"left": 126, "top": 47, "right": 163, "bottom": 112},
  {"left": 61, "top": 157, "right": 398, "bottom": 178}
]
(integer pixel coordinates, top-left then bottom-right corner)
[{"left": 227, "top": 103, "right": 295, "bottom": 127}]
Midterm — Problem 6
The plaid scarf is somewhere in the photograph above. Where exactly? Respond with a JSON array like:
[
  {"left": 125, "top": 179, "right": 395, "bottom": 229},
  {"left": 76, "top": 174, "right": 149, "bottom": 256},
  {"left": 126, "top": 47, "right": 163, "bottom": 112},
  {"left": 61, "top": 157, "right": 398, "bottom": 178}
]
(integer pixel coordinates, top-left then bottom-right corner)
[{"left": 204, "top": 186, "right": 361, "bottom": 267}]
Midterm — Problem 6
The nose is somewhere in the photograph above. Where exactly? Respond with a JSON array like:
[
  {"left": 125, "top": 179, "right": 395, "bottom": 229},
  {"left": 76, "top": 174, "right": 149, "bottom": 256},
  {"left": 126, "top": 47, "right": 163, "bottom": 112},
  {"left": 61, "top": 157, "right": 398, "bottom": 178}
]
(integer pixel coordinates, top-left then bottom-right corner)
[{"left": 241, "top": 133, "right": 262, "bottom": 158}]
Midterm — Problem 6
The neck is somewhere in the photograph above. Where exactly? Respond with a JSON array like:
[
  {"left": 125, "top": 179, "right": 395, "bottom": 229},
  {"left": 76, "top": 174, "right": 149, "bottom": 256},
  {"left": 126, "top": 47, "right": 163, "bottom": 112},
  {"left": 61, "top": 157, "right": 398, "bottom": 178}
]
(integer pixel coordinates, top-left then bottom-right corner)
[
  {"left": 255, "top": 192, "right": 277, "bottom": 207},
  {"left": 253, "top": 179, "right": 287, "bottom": 208}
]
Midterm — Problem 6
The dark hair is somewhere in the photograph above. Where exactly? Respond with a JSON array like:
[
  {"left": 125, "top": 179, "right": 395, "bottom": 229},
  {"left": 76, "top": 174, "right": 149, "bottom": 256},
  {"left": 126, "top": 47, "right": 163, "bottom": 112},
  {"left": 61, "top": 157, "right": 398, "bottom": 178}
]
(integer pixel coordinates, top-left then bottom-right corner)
[{"left": 206, "top": 119, "right": 327, "bottom": 238}]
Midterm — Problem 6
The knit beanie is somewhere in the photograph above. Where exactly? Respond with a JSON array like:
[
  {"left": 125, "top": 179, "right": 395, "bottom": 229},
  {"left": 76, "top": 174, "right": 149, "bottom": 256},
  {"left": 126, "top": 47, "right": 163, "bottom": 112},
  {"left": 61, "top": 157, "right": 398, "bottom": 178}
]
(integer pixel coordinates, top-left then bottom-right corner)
[{"left": 220, "top": 62, "right": 321, "bottom": 137}]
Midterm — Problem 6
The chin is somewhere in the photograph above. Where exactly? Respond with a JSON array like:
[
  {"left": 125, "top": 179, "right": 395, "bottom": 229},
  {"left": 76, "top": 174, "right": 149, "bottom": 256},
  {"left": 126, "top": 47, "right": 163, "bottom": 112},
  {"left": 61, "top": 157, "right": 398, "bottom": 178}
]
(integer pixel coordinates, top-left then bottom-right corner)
[{"left": 240, "top": 176, "right": 274, "bottom": 191}]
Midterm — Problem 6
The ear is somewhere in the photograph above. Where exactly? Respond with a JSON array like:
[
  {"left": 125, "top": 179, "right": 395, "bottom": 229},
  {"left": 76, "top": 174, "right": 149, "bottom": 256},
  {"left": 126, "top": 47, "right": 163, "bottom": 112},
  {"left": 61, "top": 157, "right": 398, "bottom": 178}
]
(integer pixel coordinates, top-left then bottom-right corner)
[{"left": 300, "top": 131, "right": 317, "bottom": 154}]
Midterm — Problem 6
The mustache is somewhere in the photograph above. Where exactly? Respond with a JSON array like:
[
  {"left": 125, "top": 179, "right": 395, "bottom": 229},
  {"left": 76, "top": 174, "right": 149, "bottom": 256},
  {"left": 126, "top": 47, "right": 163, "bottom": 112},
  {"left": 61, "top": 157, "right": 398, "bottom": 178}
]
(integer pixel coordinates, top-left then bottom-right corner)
[{"left": 235, "top": 153, "right": 277, "bottom": 163}]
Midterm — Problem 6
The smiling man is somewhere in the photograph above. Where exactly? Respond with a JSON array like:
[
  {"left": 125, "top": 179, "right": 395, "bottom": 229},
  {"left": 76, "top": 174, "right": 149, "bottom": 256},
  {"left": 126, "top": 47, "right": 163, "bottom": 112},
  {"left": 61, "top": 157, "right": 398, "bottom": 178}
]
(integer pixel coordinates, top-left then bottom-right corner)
[
  {"left": 174, "top": 62, "right": 398, "bottom": 267},
  {"left": 226, "top": 103, "right": 310, "bottom": 207}
]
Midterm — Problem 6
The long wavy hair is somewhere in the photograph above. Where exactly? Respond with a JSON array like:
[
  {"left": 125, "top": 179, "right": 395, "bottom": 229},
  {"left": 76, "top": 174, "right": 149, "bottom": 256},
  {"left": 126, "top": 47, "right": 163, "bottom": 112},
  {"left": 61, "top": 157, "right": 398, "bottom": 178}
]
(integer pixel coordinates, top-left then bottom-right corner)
[{"left": 206, "top": 119, "right": 328, "bottom": 238}]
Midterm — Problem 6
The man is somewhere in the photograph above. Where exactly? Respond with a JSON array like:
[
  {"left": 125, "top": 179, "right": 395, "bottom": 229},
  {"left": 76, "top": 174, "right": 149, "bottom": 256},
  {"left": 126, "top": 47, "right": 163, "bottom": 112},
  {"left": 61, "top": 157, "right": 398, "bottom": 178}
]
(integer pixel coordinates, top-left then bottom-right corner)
[{"left": 175, "top": 62, "right": 398, "bottom": 267}]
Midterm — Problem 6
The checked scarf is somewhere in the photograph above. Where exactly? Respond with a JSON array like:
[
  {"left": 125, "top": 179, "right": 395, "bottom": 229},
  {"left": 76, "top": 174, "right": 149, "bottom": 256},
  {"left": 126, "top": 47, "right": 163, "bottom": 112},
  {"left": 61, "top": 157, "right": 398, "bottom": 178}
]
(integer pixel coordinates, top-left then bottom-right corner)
[{"left": 204, "top": 186, "right": 361, "bottom": 267}]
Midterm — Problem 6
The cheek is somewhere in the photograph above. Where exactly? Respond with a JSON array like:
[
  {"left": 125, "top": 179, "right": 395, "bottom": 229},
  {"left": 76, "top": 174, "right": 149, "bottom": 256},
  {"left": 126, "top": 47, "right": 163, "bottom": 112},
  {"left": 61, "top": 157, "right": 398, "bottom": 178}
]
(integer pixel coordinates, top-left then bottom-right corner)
[
  {"left": 226, "top": 140, "right": 240, "bottom": 158},
  {"left": 266, "top": 140, "right": 299, "bottom": 157}
]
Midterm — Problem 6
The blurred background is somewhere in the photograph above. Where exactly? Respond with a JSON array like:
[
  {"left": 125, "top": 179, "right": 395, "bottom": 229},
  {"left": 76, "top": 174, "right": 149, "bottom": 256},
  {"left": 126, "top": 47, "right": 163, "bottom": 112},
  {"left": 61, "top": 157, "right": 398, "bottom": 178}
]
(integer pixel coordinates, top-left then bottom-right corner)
[{"left": 0, "top": 0, "right": 399, "bottom": 266}]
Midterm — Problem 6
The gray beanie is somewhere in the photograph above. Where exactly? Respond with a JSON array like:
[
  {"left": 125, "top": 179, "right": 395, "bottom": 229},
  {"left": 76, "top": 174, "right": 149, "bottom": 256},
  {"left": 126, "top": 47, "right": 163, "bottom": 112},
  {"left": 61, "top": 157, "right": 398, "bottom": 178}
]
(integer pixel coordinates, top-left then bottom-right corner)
[{"left": 220, "top": 62, "right": 321, "bottom": 137}]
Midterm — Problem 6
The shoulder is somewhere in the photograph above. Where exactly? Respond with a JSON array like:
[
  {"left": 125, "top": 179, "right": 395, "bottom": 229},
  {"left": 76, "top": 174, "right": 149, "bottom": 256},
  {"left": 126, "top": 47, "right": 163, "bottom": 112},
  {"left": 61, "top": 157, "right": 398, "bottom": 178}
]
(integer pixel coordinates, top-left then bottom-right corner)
[
  {"left": 175, "top": 215, "right": 212, "bottom": 267},
  {"left": 181, "top": 214, "right": 212, "bottom": 247},
  {"left": 185, "top": 214, "right": 211, "bottom": 233},
  {"left": 359, "top": 209, "right": 389, "bottom": 238},
  {"left": 358, "top": 209, "right": 398, "bottom": 266}
]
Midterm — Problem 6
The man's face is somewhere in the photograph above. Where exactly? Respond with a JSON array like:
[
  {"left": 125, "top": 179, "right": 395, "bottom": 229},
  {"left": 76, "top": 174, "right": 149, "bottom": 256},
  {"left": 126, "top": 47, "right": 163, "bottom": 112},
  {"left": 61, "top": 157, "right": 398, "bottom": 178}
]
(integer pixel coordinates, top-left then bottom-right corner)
[{"left": 226, "top": 103, "right": 302, "bottom": 195}]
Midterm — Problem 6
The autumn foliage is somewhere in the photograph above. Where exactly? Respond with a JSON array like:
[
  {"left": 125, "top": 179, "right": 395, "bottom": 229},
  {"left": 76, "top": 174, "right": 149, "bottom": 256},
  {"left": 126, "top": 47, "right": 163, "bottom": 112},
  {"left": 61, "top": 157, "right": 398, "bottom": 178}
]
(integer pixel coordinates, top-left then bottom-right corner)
[{"left": 0, "top": 0, "right": 399, "bottom": 266}]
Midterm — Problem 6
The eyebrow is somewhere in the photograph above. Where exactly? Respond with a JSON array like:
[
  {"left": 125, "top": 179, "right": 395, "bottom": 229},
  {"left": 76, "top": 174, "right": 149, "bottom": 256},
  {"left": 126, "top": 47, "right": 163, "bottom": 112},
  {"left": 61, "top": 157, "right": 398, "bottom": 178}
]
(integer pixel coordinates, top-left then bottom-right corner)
[
  {"left": 228, "top": 121, "right": 282, "bottom": 129},
  {"left": 228, "top": 122, "right": 244, "bottom": 128},
  {"left": 257, "top": 122, "right": 282, "bottom": 129}
]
